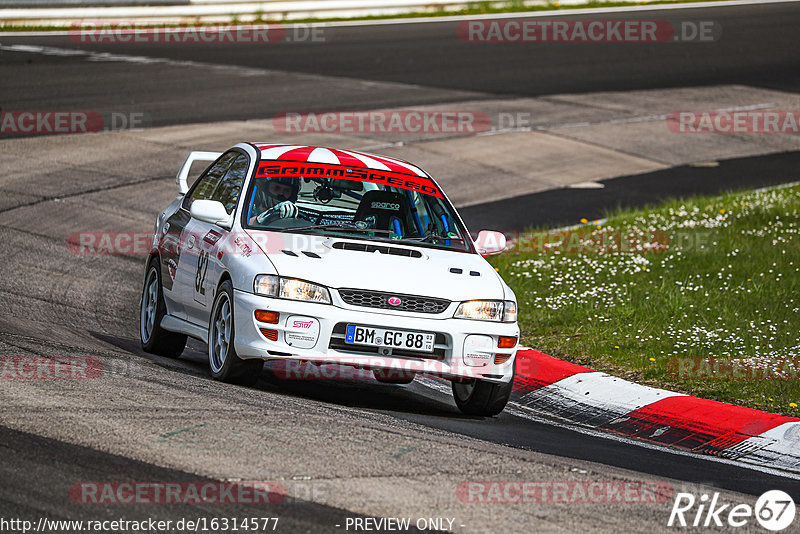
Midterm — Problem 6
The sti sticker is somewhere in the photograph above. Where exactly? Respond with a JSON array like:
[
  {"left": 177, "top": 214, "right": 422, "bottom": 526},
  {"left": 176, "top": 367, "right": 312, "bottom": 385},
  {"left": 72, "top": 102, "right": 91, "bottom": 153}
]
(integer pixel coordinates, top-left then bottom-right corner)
[{"left": 285, "top": 316, "right": 319, "bottom": 349}]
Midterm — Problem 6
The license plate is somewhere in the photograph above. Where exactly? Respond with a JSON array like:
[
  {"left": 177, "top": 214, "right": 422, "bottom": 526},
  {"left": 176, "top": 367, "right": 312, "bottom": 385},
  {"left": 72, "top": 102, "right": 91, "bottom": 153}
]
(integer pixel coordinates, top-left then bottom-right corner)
[{"left": 345, "top": 324, "right": 435, "bottom": 353}]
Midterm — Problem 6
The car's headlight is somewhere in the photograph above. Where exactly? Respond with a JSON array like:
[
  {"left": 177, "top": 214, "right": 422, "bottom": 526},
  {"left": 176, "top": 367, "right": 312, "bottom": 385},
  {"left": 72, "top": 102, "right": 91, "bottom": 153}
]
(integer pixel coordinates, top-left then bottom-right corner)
[
  {"left": 454, "top": 300, "right": 517, "bottom": 322},
  {"left": 254, "top": 275, "right": 331, "bottom": 304},
  {"left": 254, "top": 274, "right": 280, "bottom": 297},
  {"left": 502, "top": 300, "right": 517, "bottom": 323}
]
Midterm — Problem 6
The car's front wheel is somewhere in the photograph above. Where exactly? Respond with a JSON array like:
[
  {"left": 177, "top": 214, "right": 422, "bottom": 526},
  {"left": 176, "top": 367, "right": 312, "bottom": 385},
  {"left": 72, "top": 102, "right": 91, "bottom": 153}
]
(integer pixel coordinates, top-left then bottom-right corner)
[
  {"left": 208, "top": 280, "right": 263, "bottom": 386},
  {"left": 452, "top": 360, "right": 515, "bottom": 416},
  {"left": 140, "top": 258, "right": 187, "bottom": 358}
]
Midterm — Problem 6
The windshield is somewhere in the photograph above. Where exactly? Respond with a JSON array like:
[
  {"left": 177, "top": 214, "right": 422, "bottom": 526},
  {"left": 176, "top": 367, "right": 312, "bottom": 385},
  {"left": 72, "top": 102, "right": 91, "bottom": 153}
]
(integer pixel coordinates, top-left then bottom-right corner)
[{"left": 242, "top": 161, "right": 471, "bottom": 252}]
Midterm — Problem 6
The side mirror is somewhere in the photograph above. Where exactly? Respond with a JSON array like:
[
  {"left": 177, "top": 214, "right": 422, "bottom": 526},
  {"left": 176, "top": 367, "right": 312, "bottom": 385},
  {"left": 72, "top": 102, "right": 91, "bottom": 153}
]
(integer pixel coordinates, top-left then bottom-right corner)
[
  {"left": 190, "top": 200, "right": 231, "bottom": 228},
  {"left": 475, "top": 230, "right": 507, "bottom": 256}
]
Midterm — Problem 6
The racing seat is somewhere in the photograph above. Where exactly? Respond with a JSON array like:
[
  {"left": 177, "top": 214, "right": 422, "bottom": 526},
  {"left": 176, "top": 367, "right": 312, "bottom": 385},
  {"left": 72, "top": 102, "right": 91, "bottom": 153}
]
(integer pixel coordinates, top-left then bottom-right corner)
[{"left": 353, "top": 190, "right": 413, "bottom": 236}]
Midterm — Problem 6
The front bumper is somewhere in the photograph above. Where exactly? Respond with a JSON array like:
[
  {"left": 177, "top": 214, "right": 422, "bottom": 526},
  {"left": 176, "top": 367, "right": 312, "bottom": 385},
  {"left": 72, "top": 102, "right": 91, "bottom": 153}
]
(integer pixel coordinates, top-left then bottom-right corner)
[{"left": 232, "top": 289, "right": 519, "bottom": 383}]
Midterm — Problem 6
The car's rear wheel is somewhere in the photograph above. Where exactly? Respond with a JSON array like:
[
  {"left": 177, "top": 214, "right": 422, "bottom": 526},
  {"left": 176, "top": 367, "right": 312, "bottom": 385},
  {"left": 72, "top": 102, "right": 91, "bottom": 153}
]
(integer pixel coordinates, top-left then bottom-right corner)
[
  {"left": 452, "top": 360, "right": 515, "bottom": 416},
  {"left": 208, "top": 280, "right": 263, "bottom": 386},
  {"left": 140, "top": 258, "right": 187, "bottom": 358},
  {"left": 373, "top": 368, "right": 416, "bottom": 384}
]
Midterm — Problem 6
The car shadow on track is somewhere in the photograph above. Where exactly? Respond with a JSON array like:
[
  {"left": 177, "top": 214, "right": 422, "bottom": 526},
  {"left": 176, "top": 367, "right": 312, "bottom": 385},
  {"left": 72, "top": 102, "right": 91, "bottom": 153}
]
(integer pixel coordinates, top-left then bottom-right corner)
[{"left": 92, "top": 332, "right": 463, "bottom": 418}]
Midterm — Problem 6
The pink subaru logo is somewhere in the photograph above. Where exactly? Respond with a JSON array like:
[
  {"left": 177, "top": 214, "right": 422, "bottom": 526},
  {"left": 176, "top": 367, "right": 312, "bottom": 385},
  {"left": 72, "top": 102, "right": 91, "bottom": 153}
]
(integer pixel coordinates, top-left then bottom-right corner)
[{"left": 388, "top": 297, "right": 402, "bottom": 306}]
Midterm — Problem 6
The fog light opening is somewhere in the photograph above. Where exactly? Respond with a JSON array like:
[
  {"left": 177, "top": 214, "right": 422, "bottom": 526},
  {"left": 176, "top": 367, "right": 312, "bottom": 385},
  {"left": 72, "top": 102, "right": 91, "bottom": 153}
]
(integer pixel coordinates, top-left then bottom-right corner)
[
  {"left": 497, "top": 336, "right": 517, "bottom": 349},
  {"left": 494, "top": 354, "right": 512, "bottom": 365},
  {"left": 259, "top": 328, "right": 279, "bottom": 341},
  {"left": 255, "top": 310, "right": 280, "bottom": 324}
]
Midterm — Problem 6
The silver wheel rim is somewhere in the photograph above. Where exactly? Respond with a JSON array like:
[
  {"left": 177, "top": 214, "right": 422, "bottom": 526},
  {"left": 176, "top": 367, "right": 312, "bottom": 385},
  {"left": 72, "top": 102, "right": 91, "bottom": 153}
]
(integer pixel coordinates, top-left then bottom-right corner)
[
  {"left": 210, "top": 293, "right": 232, "bottom": 373},
  {"left": 453, "top": 380, "right": 475, "bottom": 402},
  {"left": 140, "top": 267, "right": 158, "bottom": 343}
]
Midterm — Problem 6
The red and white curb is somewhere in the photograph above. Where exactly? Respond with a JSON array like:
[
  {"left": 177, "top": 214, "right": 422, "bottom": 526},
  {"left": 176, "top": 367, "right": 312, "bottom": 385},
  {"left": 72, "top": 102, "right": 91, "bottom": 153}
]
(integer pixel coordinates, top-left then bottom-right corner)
[{"left": 423, "top": 348, "right": 800, "bottom": 475}]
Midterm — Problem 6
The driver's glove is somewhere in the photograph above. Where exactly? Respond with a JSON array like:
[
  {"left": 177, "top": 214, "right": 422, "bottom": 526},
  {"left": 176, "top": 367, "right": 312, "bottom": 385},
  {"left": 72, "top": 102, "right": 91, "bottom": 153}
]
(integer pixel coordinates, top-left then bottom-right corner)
[
  {"left": 275, "top": 201, "right": 298, "bottom": 219},
  {"left": 257, "top": 201, "right": 298, "bottom": 223}
]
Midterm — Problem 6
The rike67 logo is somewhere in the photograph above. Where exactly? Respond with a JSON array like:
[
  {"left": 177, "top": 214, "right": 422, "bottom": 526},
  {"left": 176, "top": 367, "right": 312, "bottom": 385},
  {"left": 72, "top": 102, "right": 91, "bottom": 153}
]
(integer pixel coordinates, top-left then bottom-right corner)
[{"left": 668, "top": 490, "right": 795, "bottom": 531}]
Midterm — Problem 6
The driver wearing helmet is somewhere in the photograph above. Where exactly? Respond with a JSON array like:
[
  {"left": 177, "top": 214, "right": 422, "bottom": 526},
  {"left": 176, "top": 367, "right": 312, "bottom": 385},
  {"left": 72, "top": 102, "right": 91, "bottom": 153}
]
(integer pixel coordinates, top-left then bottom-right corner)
[{"left": 248, "top": 176, "right": 300, "bottom": 225}]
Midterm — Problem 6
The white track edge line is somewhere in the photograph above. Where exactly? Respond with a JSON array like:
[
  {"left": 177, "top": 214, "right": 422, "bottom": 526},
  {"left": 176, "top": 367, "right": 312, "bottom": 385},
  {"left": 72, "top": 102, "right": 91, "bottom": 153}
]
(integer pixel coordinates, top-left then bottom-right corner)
[{"left": 415, "top": 376, "right": 800, "bottom": 480}]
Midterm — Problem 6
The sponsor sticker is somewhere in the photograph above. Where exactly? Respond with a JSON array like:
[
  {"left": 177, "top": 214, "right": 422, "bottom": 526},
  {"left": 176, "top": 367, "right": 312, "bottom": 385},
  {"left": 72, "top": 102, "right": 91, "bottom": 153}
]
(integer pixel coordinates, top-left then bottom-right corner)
[
  {"left": 257, "top": 162, "right": 442, "bottom": 198},
  {"left": 166, "top": 258, "right": 178, "bottom": 281},
  {"left": 284, "top": 316, "right": 319, "bottom": 349},
  {"left": 234, "top": 236, "right": 253, "bottom": 257}
]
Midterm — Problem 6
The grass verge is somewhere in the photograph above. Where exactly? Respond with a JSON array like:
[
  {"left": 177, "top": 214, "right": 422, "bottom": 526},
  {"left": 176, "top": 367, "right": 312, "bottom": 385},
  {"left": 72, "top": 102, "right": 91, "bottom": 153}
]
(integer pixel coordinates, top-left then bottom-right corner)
[
  {"left": 1, "top": 0, "right": 736, "bottom": 33},
  {"left": 490, "top": 183, "right": 800, "bottom": 416}
]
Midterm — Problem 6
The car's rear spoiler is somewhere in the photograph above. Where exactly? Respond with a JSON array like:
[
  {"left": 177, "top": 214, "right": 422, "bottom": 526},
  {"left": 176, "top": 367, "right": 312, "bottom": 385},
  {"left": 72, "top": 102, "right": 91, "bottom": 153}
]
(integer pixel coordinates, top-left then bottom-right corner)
[{"left": 176, "top": 151, "right": 223, "bottom": 195}]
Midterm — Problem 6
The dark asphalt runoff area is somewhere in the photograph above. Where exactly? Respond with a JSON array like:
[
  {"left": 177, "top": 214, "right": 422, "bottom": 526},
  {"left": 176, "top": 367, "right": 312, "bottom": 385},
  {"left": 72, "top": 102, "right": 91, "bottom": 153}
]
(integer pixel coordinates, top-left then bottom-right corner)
[{"left": 461, "top": 150, "right": 800, "bottom": 231}]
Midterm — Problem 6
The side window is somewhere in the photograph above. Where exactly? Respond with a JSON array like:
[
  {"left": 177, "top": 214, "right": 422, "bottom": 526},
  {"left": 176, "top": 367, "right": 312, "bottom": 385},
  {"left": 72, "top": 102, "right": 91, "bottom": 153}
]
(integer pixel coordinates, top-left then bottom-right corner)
[
  {"left": 184, "top": 152, "right": 237, "bottom": 210},
  {"left": 410, "top": 191, "right": 433, "bottom": 233},
  {"left": 211, "top": 154, "right": 249, "bottom": 214}
]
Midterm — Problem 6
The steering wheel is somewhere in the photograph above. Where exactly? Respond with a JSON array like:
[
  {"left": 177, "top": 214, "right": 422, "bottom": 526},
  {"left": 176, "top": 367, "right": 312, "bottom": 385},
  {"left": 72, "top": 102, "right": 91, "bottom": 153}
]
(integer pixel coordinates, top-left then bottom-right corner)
[{"left": 255, "top": 206, "right": 280, "bottom": 225}]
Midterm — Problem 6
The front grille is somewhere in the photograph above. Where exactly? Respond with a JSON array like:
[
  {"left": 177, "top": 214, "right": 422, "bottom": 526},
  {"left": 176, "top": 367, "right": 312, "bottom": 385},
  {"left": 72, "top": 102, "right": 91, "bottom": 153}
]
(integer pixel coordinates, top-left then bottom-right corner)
[
  {"left": 328, "top": 323, "right": 447, "bottom": 359},
  {"left": 338, "top": 289, "right": 450, "bottom": 314}
]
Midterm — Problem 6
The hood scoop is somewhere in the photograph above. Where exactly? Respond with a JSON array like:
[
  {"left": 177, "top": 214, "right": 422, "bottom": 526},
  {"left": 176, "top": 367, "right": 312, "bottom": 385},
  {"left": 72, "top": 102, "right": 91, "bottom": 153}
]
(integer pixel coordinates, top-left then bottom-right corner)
[{"left": 332, "top": 241, "right": 422, "bottom": 258}]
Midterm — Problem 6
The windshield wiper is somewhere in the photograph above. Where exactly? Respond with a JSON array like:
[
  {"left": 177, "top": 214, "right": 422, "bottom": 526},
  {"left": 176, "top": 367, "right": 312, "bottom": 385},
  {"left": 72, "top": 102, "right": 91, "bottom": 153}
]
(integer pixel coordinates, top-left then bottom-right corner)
[
  {"left": 289, "top": 224, "right": 396, "bottom": 235},
  {"left": 400, "top": 234, "right": 466, "bottom": 243}
]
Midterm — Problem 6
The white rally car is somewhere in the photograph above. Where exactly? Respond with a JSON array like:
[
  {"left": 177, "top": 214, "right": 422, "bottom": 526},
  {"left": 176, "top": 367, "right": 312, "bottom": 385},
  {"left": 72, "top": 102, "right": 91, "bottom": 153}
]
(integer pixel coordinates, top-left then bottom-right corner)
[{"left": 140, "top": 143, "right": 519, "bottom": 416}]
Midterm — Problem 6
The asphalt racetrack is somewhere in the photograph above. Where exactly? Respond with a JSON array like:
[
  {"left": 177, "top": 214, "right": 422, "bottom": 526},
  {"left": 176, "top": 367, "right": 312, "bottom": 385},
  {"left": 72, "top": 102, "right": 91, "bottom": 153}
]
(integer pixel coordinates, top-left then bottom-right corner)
[{"left": 1, "top": 1, "right": 800, "bottom": 532}]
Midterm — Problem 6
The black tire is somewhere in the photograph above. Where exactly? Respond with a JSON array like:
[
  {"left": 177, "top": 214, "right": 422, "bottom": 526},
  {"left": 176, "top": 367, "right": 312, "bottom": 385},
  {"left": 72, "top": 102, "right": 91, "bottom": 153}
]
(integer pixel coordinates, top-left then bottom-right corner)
[
  {"left": 140, "top": 258, "right": 187, "bottom": 358},
  {"left": 373, "top": 368, "right": 416, "bottom": 385},
  {"left": 452, "top": 359, "right": 516, "bottom": 416},
  {"left": 208, "top": 280, "right": 263, "bottom": 386}
]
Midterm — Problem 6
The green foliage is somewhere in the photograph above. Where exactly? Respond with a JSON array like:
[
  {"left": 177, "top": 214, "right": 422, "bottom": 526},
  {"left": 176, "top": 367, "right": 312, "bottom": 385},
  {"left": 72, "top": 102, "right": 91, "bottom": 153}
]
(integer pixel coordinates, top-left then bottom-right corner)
[{"left": 491, "top": 185, "right": 800, "bottom": 415}]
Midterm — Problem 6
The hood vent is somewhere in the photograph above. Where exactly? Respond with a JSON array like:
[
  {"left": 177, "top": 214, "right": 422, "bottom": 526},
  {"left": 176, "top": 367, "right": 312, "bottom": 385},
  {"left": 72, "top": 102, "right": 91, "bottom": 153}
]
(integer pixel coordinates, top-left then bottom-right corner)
[
  {"left": 281, "top": 249, "right": 321, "bottom": 258},
  {"left": 449, "top": 267, "right": 481, "bottom": 276},
  {"left": 332, "top": 241, "right": 422, "bottom": 258}
]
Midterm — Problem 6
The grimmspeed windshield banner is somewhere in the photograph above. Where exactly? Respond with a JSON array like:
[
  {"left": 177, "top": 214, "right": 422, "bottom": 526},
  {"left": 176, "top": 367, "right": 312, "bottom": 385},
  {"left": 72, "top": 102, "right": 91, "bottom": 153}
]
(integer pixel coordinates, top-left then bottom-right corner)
[{"left": 256, "top": 161, "right": 443, "bottom": 198}]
